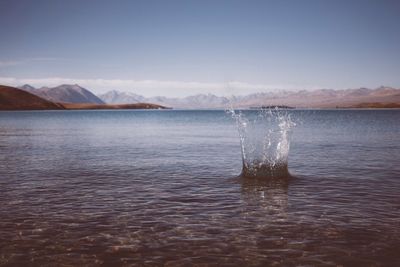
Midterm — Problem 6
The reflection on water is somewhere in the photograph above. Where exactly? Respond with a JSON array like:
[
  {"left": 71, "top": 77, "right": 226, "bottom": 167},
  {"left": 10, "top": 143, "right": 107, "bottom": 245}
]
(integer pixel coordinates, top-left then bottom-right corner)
[
  {"left": 239, "top": 176, "right": 289, "bottom": 215},
  {"left": 1, "top": 110, "right": 400, "bottom": 266}
]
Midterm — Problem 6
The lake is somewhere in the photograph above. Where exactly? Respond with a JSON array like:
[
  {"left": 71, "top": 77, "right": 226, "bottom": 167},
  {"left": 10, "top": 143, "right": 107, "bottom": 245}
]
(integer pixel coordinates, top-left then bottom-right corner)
[{"left": 0, "top": 110, "right": 399, "bottom": 266}]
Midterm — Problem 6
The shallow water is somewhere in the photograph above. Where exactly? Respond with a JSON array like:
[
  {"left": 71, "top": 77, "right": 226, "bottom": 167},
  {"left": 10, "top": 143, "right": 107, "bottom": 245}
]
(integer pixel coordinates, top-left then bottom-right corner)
[{"left": 0, "top": 110, "right": 399, "bottom": 266}]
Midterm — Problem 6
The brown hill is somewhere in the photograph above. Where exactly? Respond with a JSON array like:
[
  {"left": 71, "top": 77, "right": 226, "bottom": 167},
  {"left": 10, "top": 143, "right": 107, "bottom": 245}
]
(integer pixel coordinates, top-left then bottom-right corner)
[
  {"left": 0, "top": 85, "right": 64, "bottom": 110},
  {"left": 350, "top": 102, "right": 400, "bottom": 108}
]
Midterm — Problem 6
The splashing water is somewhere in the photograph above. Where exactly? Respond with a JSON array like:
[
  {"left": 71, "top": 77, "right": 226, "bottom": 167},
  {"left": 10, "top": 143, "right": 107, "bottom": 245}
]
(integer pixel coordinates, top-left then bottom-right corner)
[{"left": 228, "top": 108, "right": 296, "bottom": 179}]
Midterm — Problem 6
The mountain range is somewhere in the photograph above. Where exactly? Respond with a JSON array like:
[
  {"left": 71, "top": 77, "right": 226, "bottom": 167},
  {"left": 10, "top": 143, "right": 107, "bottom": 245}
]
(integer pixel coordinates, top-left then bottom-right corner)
[
  {"left": 19, "top": 84, "right": 104, "bottom": 104},
  {"left": 1, "top": 85, "right": 166, "bottom": 110},
  {"left": 98, "top": 87, "right": 400, "bottom": 108},
  {"left": 14, "top": 83, "right": 400, "bottom": 109}
]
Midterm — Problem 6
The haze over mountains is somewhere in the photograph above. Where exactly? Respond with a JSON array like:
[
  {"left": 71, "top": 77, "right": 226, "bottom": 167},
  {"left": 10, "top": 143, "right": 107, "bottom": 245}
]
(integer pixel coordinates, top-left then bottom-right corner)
[
  {"left": 15, "top": 83, "right": 400, "bottom": 109},
  {"left": 99, "top": 87, "right": 400, "bottom": 108}
]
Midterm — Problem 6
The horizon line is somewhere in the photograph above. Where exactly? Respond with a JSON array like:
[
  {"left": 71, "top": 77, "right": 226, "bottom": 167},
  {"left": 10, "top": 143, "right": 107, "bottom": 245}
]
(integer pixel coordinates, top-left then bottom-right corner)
[{"left": 0, "top": 76, "right": 396, "bottom": 98}]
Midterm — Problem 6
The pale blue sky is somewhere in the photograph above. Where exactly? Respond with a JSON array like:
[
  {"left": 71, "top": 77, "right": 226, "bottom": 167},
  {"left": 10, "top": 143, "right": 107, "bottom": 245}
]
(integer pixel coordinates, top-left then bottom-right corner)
[{"left": 0, "top": 0, "right": 399, "bottom": 96}]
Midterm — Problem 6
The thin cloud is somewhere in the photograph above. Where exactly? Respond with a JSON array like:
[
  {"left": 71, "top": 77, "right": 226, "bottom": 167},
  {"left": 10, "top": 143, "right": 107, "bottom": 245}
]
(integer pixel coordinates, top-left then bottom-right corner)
[
  {"left": 0, "top": 57, "right": 64, "bottom": 68},
  {"left": 29, "top": 57, "right": 65, "bottom": 62},
  {"left": 0, "top": 60, "right": 23, "bottom": 67}
]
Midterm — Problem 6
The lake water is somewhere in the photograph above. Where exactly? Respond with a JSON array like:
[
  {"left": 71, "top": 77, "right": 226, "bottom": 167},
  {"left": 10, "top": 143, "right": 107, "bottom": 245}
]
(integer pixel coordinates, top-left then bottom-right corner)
[{"left": 0, "top": 110, "right": 399, "bottom": 266}]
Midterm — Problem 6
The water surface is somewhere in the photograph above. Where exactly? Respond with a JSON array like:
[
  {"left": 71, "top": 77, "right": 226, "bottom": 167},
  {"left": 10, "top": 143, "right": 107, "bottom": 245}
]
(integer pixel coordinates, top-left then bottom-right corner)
[{"left": 0, "top": 110, "right": 399, "bottom": 266}]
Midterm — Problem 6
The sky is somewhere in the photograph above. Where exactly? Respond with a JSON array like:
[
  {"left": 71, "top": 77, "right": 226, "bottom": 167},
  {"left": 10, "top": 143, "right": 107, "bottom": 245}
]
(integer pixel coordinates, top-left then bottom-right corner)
[{"left": 0, "top": 0, "right": 399, "bottom": 97}]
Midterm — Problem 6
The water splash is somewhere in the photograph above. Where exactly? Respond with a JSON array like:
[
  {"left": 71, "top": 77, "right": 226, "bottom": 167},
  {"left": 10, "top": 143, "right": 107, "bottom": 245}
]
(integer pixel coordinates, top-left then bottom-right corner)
[{"left": 228, "top": 108, "right": 295, "bottom": 179}]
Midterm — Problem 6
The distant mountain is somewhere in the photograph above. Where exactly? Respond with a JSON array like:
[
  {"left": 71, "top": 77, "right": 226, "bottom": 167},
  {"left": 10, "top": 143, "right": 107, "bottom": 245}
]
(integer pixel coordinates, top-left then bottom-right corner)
[
  {"left": 99, "top": 90, "right": 145, "bottom": 104},
  {"left": 99, "top": 86, "right": 400, "bottom": 108},
  {"left": 0, "top": 85, "right": 64, "bottom": 110},
  {"left": 99, "top": 92, "right": 231, "bottom": 108},
  {"left": 19, "top": 84, "right": 36, "bottom": 92},
  {"left": 16, "top": 84, "right": 400, "bottom": 109},
  {"left": 1, "top": 84, "right": 167, "bottom": 110},
  {"left": 232, "top": 87, "right": 400, "bottom": 108},
  {"left": 140, "top": 94, "right": 230, "bottom": 109},
  {"left": 19, "top": 84, "right": 105, "bottom": 104},
  {"left": 38, "top": 84, "right": 105, "bottom": 104}
]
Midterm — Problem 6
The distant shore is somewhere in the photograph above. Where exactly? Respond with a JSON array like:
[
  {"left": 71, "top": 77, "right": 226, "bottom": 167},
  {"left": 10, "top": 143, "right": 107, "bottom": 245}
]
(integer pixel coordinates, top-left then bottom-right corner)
[
  {"left": 345, "top": 102, "right": 400, "bottom": 109},
  {"left": 60, "top": 102, "right": 169, "bottom": 110},
  {"left": 1, "top": 84, "right": 400, "bottom": 110}
]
